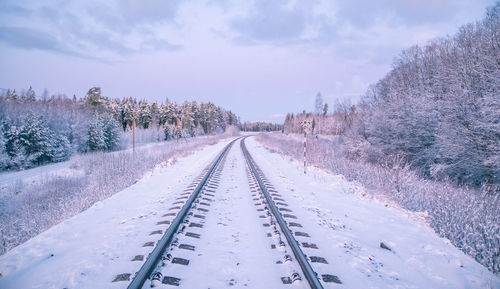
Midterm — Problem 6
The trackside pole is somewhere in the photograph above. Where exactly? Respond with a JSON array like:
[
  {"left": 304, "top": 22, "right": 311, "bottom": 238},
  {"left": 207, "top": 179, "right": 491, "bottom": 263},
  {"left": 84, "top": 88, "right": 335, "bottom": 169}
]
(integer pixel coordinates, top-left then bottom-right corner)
[
  {"left": 132, "top": 118, "right": 136, "bottom": 153},
  {"left": 303, "top": 132, "right": 306, "bottom": 174}
]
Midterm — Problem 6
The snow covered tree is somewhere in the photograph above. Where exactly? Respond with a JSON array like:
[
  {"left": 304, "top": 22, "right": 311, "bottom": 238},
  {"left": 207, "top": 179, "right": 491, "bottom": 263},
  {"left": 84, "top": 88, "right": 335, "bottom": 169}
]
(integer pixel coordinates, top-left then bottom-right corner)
[
  {"left": 21, "top": 86, "right": 36, "bottom": 102},
  {"left": 1, "top": 119, "right": 25, "bottom": 169},
  {"left": 181, "top": 101, "right": 195, "bottom": 137},
  {"left": 105, "top": 98, "right": 122, "bottom": 122},
  {"left": 51, "top": 134, "right": 71, "bottom": 162},
  {"left": 137, "top": 100, "right": 152, "bottom": 129},
  {"left": 101, "top": 114, "right": 120, "bottom": 151},
  {"left": 5, "top": 89, "right": 18, "bottom": 101},
  {"left": 84, "top": 87, "right": 104, "bottom": 108},
  {"left": 0, "top": 128, "right": 10, "bottom": 170},
  {"left": 158, "top": 101, "right": 175, "bottom": 127},
  {"left": 18, "top": 113, "right": 55, "bottom": 166},
  {"left": 314, "top": 92, "right": 323, "bottom": 115},
  {"left": 150, "top": 101, "right": 160, "bottom": 127},
  {"left": 87, "top": 115, "right": 106, "bottom": 151},
  {"left": 120, "top": 97, "right": 137, "bottom": 131},
  {"left": 86, "top": 114, "right": 119, "bottom": 152}
]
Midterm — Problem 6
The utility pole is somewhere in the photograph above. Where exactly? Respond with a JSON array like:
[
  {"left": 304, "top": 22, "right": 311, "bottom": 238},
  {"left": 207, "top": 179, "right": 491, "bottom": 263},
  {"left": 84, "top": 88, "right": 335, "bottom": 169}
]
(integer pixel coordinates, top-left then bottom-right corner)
[
  {"left": 303, "top": 131, "right": 306, "bottom": 174},
  {"left": 301, "top": 119, "right": 312, "bottom": 174},
  {"left": 132, "top": 118, "right": 136, "bottom": 153}
]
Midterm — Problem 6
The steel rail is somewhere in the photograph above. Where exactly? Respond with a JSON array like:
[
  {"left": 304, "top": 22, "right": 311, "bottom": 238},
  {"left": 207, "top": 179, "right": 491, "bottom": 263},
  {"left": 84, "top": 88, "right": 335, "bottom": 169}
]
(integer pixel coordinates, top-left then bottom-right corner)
[
  {"left": 241, "top": 137, "right": 324, "bottom": 289},
  {"left": 127, "top": 138, "right": 239, "bottom": 289}
]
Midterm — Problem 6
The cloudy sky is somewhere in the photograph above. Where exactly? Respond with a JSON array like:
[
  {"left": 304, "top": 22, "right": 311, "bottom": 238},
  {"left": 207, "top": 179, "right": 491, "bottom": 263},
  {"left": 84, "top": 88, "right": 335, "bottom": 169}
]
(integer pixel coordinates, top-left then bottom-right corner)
[{"left": 0, "top": 0, "right": 495, "bottom": 122}]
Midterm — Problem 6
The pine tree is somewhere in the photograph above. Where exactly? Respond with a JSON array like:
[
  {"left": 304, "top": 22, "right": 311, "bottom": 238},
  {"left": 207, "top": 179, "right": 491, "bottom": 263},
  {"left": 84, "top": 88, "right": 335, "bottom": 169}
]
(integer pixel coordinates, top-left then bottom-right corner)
[
  {"left": 18, "top": 113, "right": 55, "bottom": 166},
  {"left": 87, "top": 115, "right": 106, "bottom": 151},
  {"left": 0, "top": 128, "right": 10, "bottom": 169},
  {"left": 51, "top": 134, "right": 71, "bottom": 162},
  {"left": 21, "top": 86, "right": 36, "bottom": 102},
  {"left": 137, "top": 100, "right": 152, "bottom": 129},
  {"left": 101, "top": 114, "right": 119, "bottom": 151},
  {"left": 150, "top": 101, "right": 160, "bottom": 128},
  {"left": 315, "top": 92, "right": 323, "bottom": 115},
  {"left": 121, "top": 97, "right": 137, "bottom": 131},
  {"left": 181, "top": 101, "right": 195, "bottom": 137},
  {"left": 84, "top": 87, "right": 103, "bottom": 107},
  {"left": 106, "top": 98, "right": 122, "bottom": 122},
  {"left": 5, "top": 89, "right": 18, "bottom": 101}
]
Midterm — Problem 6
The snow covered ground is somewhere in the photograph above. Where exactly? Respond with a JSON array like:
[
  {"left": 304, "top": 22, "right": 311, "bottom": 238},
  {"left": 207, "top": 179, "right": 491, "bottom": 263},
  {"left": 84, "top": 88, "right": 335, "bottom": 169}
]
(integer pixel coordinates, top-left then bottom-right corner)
[
  {"left": 0, "top": 136, "right": 498, "bottom": 289},
  {"left": 158, "top": 137, "right": 307, "bottom": 288},
  {"left": 246, "top": 137, "right": 500, "bottom": 289},
  {"left": 0, "top": 139, "right": 195, "bottom": 195},
  {"left": 0, "top": 139, "right": 233, "bottom": 289}
]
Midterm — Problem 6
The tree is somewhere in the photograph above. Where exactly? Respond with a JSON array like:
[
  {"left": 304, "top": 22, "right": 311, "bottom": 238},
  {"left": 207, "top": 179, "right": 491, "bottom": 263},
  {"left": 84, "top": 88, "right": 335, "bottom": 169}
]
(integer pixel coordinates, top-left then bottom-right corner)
[
  {"left": 5, "top": 89, "right": 18, "bottom": 101},
  {"left": 315, "top": 92, "right": 323, "bottom": 115},
  {"left": 181, "top": 101, "right": 195, "bottom": 136},
  {"left": 120, "top": 97, "right": 137, "bottom": 131},
  {"left": 1, "top": 119, "right": 25, "bottom": 168},
  {"left": 18, "top": 113, "right": 55, "bottom": 166},
  {"left": 22, "top": 86, "right": 36, "bottom": 102},
  {"left": 87, "top": 115, "right": 106, "bottom": 151},
  {"left": 137, "top": 100, "right": 152, "bottom": 129},
  {"left": 0, "top": 127, "right": 10, "bottom": 170},
  {"left": 84, "top": 87, "right": 103, "bottom": 108},
  {"left": 87, "top": 114, "right": 120, "bottom": 152}
]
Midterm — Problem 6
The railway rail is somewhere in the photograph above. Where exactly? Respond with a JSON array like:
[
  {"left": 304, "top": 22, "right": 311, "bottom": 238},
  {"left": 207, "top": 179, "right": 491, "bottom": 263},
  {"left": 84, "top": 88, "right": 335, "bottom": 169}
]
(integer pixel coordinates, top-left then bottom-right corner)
[
  {"left": 240, "top": 137, "right": 325, "bottom": 289},
  {"left": 126, "top": 138, "right": 238, "bottom": 289},
  {"left": 120, "top": 136, "right": 339, "bottom": 288}
]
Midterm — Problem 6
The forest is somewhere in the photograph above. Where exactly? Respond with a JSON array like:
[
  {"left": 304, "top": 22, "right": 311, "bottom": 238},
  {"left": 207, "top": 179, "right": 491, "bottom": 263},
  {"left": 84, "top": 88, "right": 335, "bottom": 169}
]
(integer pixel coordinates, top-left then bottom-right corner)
[
  {"left": 276, "top": 3, "right": 500, "bottom": 273},
  {"left": 284, "top": 3, "right": 500, "bottom": 190},
  {"left": 0, "top": 87, "right": 238, "bottom": 171},
  {"left": 240, "top": 121, "right": 283, "bottom": 132}
]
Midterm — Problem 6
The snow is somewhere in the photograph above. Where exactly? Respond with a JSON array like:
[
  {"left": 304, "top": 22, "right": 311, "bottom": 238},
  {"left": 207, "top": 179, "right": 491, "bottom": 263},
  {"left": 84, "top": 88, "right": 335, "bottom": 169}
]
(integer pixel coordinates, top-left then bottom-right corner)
[
  {"left": 0, "top": 136, "right": 498, "bottom": 289},
  {"left": 0, "top": 140, "right": 181, "bottom": 195},
  {"left": 0, "top": 157, "right": 83, "bottom": 194},
  {"left": 245, "top": 137, "right": 500, "bottom": 289},
  {"left": 0, "top": 139, "right": 232, "bottom": 289},
  {"left": 160, "top": 137, "right": 307, "bottom": 288}
]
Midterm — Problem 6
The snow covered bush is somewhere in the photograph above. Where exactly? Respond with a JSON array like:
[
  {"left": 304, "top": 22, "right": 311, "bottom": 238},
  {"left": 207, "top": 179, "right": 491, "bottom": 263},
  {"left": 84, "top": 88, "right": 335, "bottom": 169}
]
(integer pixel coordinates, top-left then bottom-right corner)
[
  {"left": 0, "top": 135, "right": 228, "bottom": 255},
  {"left": 256, "top": 132, "right": 500, "bottom": 273}
]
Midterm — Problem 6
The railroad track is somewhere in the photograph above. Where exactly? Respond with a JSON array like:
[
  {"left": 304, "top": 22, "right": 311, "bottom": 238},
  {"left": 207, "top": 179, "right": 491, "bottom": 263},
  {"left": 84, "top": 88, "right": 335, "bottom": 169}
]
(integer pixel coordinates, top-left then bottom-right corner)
[{"left": 116, "top": 137, "right": 340, "bottom": 288}]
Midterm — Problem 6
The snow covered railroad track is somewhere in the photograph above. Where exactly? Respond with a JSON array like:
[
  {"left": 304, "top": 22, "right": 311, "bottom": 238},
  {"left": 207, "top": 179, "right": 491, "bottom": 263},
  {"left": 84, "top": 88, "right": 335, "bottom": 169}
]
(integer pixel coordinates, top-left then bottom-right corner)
[
  {"left": 241, "top": 137, "right": 340, "bottom": 288},
  {"left": 116, "top": 137, "right": 340, "bottom": 289},
  {"left": 122, "top": 138, "right": 239, "bottom": 289}
]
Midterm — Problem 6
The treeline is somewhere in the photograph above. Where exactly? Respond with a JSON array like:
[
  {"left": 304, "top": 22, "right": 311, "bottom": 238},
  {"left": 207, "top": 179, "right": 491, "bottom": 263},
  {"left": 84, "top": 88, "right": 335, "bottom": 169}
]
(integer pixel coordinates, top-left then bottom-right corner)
[
  {"left": 283, "top": 3, "right": 500, "bottom": 189},
  {"left": 0, "top": 87, "right": 239, "bottom": 170},
  {"left": 83, "top": 87, "right": 239, "bottom": 136},
  {"left": 283, "top": 101, "right": 356, "bottom": 136},
  {"left": 240, "top": 121, "right": 283, "bottom": 132}
]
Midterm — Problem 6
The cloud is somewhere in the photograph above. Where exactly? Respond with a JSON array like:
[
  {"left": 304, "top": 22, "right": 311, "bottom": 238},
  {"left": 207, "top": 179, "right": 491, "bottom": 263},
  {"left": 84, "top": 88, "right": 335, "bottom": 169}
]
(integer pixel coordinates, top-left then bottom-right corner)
[
  {"left": 0, "top": 0, "right": 183, "bottom": 59},
  {"left": 117, "top": 0, "right": 181, "bottom": 25},
  {"left": 230, "top": 0, "right": 320, "bottom": 45},
  {"left": 336, "top": 0, "right": 460, "bottom": 28},
  {"left": 0, "top": 26, "right": 86, "bottom": 58},
  {"left": 226, "top": 0, "right": 484, "bottom": 49}
]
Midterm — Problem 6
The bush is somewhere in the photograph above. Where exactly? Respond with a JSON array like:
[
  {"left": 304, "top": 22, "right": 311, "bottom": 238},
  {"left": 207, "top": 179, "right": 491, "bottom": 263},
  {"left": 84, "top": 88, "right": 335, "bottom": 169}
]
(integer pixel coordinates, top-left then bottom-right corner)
[
  {"left": 0, "top": 135, "right": 227, "bottom": 255},
  {"left": 256, "top": 133, "right": 500, "bottom": 273}
]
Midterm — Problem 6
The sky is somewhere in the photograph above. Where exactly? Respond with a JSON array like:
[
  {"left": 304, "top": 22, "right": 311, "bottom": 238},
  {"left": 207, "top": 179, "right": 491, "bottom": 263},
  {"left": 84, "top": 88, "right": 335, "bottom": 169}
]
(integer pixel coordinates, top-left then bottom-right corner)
[{"left": 0, "top": 0, "right": 496, "bottom": 122}]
